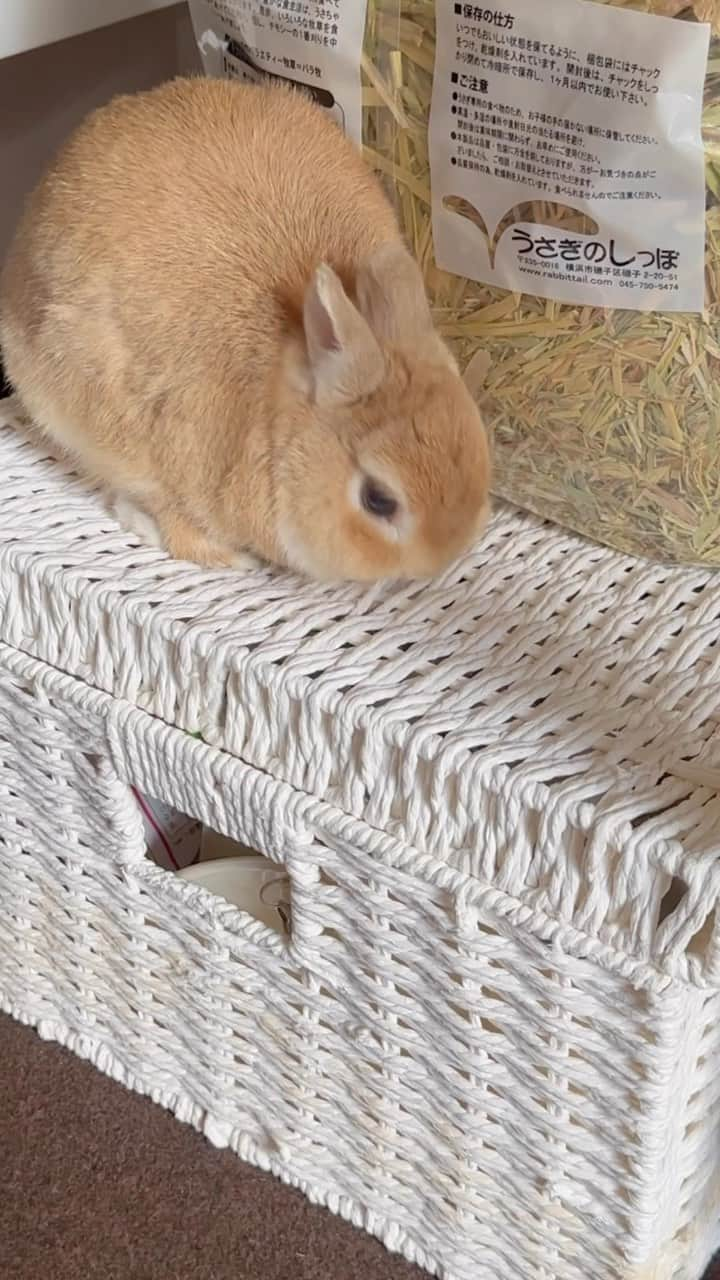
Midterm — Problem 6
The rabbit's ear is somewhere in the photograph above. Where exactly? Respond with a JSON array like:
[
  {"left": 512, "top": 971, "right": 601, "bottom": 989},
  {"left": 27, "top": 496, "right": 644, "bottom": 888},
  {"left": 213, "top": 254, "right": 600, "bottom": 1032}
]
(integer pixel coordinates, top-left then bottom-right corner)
[
  {"left": 303, "top": 263, "right": 384, "bottom": 405},
  {"left": 356, "top": 243, "right": 433, "bottom": 346}
]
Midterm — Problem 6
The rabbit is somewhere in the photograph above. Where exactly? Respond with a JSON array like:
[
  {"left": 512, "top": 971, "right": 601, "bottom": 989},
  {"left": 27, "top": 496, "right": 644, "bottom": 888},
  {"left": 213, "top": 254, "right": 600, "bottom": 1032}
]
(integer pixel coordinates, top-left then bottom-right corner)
[{"left": 0, "top": 77, "right": 491, "bottom": 581}]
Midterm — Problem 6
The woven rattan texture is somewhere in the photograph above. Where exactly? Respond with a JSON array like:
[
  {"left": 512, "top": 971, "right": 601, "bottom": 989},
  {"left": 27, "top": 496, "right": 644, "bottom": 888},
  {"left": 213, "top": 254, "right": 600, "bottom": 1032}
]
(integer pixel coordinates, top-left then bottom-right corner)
[
  {"left": 2, "top": 403, "right": 720, "bottom": 983},
  {"left": 1, "top": 402, "right": 720, "bottom": 1278}
]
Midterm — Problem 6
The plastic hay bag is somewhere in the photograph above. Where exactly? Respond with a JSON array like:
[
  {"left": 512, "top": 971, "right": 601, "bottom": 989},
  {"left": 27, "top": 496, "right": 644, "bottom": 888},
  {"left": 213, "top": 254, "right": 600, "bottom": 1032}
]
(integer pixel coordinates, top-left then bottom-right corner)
[{"left": 190, "top": 0, "right": 720, "bottom": 565}]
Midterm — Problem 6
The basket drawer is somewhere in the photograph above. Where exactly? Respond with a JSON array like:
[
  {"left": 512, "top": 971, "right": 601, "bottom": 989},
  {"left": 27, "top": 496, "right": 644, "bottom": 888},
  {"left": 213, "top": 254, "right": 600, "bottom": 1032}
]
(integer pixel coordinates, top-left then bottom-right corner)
[{"left": 0, "top": 642, "right": 718, "bottom": 1280}]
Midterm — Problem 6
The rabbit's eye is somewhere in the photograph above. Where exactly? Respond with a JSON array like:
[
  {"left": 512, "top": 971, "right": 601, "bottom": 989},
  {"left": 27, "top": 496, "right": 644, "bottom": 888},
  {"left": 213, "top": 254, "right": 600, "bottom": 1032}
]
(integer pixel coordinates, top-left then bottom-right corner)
[{"left": 361, "top": 478, "right": 398, "bottom": 520}]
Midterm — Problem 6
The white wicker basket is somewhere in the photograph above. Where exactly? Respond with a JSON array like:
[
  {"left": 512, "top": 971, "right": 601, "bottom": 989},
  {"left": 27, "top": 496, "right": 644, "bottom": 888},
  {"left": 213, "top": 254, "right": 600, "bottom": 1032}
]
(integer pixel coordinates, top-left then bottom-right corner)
[{"left": 0, "top": 400, "right": 719, "bottom": 1280}]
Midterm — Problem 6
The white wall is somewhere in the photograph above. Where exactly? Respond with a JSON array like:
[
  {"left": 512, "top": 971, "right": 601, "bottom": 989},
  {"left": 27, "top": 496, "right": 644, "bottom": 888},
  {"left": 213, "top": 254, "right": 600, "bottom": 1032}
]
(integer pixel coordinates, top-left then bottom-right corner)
[
  {"left": 0, "top": 1, "right": 178, "bottom": 60},
  {"left": 0, "top": 3, "right": 201, "bottom": 267}
]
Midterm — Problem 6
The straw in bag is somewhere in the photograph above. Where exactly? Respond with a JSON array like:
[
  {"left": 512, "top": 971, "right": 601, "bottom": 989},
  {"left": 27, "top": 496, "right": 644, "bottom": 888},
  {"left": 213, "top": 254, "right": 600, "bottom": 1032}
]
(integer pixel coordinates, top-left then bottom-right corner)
[{"left": 361, "top": 0, "right": 720, "bottom": 565}]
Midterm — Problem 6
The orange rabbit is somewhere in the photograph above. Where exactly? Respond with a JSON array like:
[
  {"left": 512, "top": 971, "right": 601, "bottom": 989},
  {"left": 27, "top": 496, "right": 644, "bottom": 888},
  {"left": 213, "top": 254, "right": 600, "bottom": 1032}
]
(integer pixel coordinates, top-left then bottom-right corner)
[{"left": 1, "top": 77, "right": 490, "bottom": 580}]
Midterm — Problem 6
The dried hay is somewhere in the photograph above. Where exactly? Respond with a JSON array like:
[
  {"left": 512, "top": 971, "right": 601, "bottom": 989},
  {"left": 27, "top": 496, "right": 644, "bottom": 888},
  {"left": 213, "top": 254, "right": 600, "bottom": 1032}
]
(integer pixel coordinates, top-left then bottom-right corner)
[{"left": 362, "top": 1, "right": 720, "bottom": 564}]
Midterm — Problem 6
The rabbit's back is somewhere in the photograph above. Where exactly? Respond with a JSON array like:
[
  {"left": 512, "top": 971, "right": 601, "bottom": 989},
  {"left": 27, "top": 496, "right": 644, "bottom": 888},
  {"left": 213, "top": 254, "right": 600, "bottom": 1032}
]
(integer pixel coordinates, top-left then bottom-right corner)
[
  {"left": 37, "top": 76, "right": 399, "bottom": 322},
  {"left": 0, "top": 77, "right": 399, "bottom": 459}
]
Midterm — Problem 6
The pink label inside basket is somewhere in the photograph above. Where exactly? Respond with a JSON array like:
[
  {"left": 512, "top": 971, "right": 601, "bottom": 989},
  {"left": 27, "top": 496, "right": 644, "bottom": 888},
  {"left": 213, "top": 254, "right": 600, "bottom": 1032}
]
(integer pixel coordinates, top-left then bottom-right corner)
[{"left": 133, "top": 789, "right": 202, "bottom": 872}]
